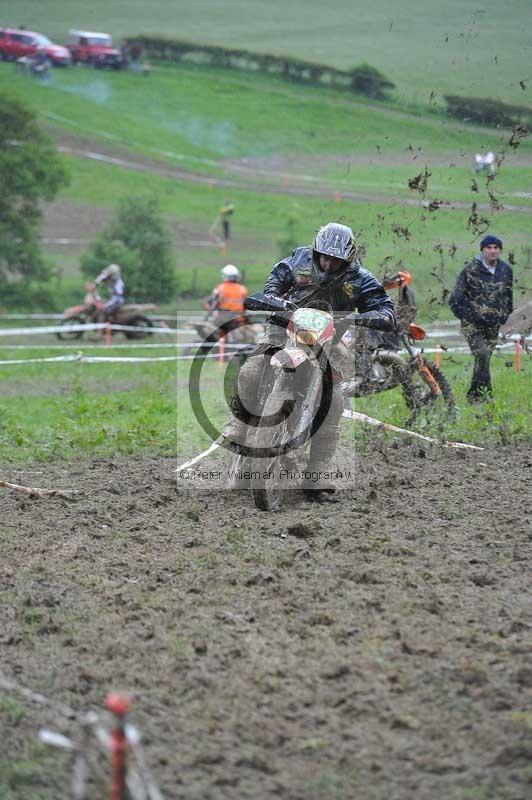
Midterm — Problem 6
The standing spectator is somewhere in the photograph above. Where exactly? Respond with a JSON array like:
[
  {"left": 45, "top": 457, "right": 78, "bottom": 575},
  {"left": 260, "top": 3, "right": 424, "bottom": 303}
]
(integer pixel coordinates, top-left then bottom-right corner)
[
  {"left": 449, "top": 234, "right": 513, "bottom": 402},
  {"left": 219, "top": 199, "right": 235, "bottom": 242}
]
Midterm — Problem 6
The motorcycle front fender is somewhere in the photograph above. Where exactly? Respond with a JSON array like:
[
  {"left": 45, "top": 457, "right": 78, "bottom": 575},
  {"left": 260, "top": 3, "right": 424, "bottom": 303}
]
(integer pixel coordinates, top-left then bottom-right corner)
[
  {"left": 63, "top": 305, "right": 86, "bottom": 316},
  {"left": 270, "top": 347, "right": 309, "bottom": 370}
]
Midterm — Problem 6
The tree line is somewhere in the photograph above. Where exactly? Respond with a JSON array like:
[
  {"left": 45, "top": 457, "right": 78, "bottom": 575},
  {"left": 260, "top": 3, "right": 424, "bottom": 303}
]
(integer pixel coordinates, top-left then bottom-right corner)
[{"left": 0, "top": 92, "right": 177, "bottom": 310}]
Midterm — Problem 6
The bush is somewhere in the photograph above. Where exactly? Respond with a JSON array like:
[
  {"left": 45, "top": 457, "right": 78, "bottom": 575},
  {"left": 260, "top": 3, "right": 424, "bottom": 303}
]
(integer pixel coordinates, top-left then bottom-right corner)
[
  {"left": 125, "top": 35, "right": 394, "bottom": 99},
  {"left": 0, "top": 281, "right": 60, "bottom": 312},
  {"left": 80, "top": 196, "right": 177, "bottom": 303},
  {"left": 349, "top": 63, "right": 395, "bottom": 99},
  {"left": 444, "top": 94, "right": 532, "bottom": 128}
]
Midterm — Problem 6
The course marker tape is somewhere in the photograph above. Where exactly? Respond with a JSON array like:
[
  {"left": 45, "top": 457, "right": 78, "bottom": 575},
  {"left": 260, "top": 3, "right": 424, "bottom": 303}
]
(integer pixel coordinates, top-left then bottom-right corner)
[
  {"left": 176, "top": 412, "right": 483, "bottom": 473},
  {"left": 0, "top": 313, "right": 177, "bottom": 321},
  {"left": 341, "top": 408, "right": 484, "bottom": 450},
  {"left": 0, "top": 323, "right": 176, "bottom": 336},
  {"left": 177, "top": 438, "right": 224, "bottom": 472},
  {"left": 0, "top": 354, "right": 177, "bottom": 366},
  {"left": 0, "top": 342, "right": 179, "bottom": 350}
]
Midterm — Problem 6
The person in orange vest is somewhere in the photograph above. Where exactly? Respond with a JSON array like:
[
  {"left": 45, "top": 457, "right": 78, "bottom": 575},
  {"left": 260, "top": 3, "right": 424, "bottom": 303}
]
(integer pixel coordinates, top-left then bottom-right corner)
[{"left": 204, "top": 264, "right": 249, "bottom": 340}]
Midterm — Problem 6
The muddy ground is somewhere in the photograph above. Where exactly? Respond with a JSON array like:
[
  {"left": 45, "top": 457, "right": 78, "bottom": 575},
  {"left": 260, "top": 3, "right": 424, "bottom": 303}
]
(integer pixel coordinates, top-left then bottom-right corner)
[{"left": 1, "top": 439, "right": 531, "bottom": 799}]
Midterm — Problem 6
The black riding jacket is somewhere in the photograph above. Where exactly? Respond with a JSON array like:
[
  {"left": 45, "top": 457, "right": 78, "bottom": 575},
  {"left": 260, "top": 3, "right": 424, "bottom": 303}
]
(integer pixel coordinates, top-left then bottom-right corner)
[
  {"left": 264, "top": 246, "right": 396, "bottom": 332},
  {"left": 448, "top": 257, "right": 513, "bottom": 328}
]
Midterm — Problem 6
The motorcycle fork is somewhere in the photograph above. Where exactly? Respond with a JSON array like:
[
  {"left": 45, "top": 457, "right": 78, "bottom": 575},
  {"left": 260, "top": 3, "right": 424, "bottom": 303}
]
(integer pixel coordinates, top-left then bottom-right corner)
[
  {"left": 416, "top": 355, "right": 441, "bottom": 396},
  {"left": 289, "top": 362, "right": 323, "bottom": 449}
]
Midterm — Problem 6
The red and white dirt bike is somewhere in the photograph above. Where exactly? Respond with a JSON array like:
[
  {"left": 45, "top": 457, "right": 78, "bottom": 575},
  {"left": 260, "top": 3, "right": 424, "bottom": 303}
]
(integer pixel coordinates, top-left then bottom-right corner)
[
  {"left": 229, "top": 294, "right": 338, "bottom": 511},
  {"left": 56, "top": 288, "right": 154, "bottom": 341}
]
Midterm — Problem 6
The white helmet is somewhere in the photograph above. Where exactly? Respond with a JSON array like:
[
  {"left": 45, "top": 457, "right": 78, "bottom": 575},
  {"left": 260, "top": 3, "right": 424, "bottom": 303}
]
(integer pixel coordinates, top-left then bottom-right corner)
[
  {"left": 100, "top": 263, "right": 121, "bottom": 280},
  {"left": 221, "top": 264, "right": 240, "bottom": 281}
]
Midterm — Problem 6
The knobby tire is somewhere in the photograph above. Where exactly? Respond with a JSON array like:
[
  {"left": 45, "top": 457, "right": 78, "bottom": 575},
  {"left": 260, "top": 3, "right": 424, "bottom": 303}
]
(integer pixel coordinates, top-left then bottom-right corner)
[
  {"left": 250, "top": 372, "right": 293, "bottom": 512},
  {"left": 56, "top": 316, "right": 85, "bottom": 341}
]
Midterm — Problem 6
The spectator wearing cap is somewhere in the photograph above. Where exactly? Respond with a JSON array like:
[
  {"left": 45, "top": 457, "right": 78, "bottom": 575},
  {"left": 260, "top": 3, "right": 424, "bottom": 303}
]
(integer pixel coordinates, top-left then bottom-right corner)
[{"left": 449, "top": 235, "right": 513, "bottom": 402}]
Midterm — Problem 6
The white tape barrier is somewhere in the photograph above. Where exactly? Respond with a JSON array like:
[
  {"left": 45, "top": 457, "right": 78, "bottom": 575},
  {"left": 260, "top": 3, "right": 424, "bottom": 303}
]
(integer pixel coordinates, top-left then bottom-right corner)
[
  {"left": 0, "top": 354, "right": 177, "bottom": 366},
  {"left": 6, "top": 348, "right": 527, "bottom": 366},
  {"left": 0, "top": 312, "right": 177, "bottom": 321},
  {"left": 176, "top": 414, "right": 483, "bottom": 472},
  {"left": 179, "top": 341, "right": 255, "bottom": 349},
  {"left": 177, "top": 438, "right": 224, "bottom": 471},
  {"left": 423, "top": 344, "right": 528, "bottom": 354},
  {"left": 0, "top": 322, "right": 175, "bottom": 336},
  {"left": 341, "top": 408, "right": 484, "bottom": 450},
  {"left": 0, "top": 341, "right": 248, "bottom": 351},
  {"left": 0, "top": 342, "right": 179, "bottom": 350}
]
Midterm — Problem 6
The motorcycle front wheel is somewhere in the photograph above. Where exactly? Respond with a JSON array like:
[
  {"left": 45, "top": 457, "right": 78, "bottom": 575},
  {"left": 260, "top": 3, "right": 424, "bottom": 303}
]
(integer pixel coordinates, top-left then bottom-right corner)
[
  {"left": 56, "top": 316, "right": 85, "bottom": 341},
  {"left": 250, "top": 374, "right": 295, "bottom": 512},
  {"left": 402, "top": 360, "right": 454, "bottom": 423}
]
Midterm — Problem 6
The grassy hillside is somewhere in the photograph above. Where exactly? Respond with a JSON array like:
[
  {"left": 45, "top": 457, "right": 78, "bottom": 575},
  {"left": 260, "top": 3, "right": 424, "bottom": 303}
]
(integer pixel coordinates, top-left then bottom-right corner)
[
  {"left": 3, "top": 0, "right": 531, "bottom": 104},
  {"left": 0, "top": 58, "right": 530, "bottom": 318},
  {"left": 4, "top": 64, "right": 525, "bottom": 164}
]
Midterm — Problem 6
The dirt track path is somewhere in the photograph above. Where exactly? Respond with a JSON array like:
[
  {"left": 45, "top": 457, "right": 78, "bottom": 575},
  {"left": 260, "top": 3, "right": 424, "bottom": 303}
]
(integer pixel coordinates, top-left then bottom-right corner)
[
  {"left": 1, "top": 440, "right": 531, "bottom": 798},
  {"left": 59, "top": 144, "right": 532, "bottom": 213},
  {"left": 47, "top": 127, "right": 532, "bottom": 214}
]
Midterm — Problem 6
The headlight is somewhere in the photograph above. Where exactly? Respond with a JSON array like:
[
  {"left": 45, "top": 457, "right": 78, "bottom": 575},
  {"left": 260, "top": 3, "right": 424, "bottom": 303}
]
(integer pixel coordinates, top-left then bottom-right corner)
[{"left": 295, "top": 329, "right": 318, "bottom": 346}]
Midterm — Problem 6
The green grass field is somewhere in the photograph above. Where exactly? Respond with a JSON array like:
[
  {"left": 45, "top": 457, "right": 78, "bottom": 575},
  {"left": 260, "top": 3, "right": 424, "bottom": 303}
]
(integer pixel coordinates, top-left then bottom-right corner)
[
  {"left": 0, "top": 7, "right": 530, "bottom": 792},
  {"left": 0, "top": 1, "right": 530, "bottom": 454},
  {"left": 0, "top": 344, "right": 529, "bottom": 466},
  {"left": 1, "top": 61, "right": 531, "bottom": 320},
  {"left": 176, "top": 349, "right": 532, "bottom": 458},
  {"left": 3, "top": 0, "right": 532, "bottom": 104},
  {"left": 0, "top": 347, "right": 177, "bottom": 463}
]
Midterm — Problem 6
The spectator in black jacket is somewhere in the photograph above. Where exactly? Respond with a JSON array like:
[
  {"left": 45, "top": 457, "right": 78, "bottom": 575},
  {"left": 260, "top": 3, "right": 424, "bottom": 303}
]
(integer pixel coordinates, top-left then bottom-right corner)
[{"left": 449, "top": 235, "right": 513, "bottom": 402}]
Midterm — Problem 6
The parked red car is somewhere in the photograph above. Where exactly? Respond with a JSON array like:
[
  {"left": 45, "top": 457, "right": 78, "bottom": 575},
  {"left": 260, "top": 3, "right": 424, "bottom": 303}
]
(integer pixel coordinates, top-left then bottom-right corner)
[
  {"left": 67, "top": 30, "right": 123, "bottom": 69},
  {"left": 0, "top": 28, "right": 71, "bottom": 65}
]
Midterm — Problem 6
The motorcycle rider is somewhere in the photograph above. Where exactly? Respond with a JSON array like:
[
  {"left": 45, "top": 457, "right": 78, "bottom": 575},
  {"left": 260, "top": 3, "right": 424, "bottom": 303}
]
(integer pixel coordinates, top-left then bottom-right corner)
[
  {"left": 225, "top": 222, "right": 396, "bottom": 501},
  {"left": 93, "top": 264, "right": 126, "bottom": 321},
  {"left": 204, "top": 264, "right": 249, "bottom": 341}
]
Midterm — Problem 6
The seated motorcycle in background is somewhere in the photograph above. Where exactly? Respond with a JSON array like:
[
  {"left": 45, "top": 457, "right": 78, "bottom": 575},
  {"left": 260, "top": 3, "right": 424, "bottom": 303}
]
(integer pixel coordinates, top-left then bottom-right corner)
[{"left": 56, "top": 284, "right": 155, "bottom": 341}]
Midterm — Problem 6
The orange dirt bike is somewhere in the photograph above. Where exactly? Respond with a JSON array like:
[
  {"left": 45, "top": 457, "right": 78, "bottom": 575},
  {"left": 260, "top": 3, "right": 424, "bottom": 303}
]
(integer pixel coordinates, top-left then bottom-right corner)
[
  {"left": 56, "top": 291, "right": 154, "bottom": 341},
  {"left": 340, "top": 271, "right": 454, "bottom": 421}
]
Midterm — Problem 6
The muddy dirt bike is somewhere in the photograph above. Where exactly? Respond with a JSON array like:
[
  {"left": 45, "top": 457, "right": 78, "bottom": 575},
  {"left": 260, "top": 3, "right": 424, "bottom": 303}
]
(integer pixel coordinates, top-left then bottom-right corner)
[
  {"left": 340, "top": 272, "right": 454, "bottom": 422},
  {"left": 228, "top": 294, "right": 337, "bottom": 512},
  {"left": 56, "top": 297, "right": 155, "bottom": 341}
]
